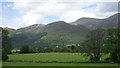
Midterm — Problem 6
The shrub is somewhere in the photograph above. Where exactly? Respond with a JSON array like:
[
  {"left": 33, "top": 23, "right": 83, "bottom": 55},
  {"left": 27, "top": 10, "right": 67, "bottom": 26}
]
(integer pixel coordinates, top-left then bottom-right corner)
[
  {"left": 20, "top": 45, "right": 30, "bottom": 53},
  {"left": 2, "top": 50, "right": 8, "bottom": 61},
  {"left": 104, "top": 57, "right": 111, "bottom": 63}
]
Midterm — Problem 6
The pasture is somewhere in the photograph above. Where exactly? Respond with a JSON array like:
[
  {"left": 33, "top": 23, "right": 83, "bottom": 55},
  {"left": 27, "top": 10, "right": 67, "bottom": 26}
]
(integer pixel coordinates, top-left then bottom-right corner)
[
  {"left": 3, "top": 62, "right": 118, "bottom": 66},
  {"left": 3, "top": 53, "right": 117, "bottom": 66},
  {"left": 8, "top": 53, "right": 109, "bottom": 62}
]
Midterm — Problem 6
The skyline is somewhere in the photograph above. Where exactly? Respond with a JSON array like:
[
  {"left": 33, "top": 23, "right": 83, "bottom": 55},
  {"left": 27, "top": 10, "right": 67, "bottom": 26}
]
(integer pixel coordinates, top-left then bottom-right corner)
[{"left": 0, "top": 0, "right": 119, "bottom": 29}]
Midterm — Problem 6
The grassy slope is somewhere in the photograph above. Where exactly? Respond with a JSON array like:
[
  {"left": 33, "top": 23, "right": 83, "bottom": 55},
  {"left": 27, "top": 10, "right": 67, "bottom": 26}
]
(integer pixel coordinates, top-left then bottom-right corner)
[{"left": 41, "top": 30, "right": 84, "bottom": 46}]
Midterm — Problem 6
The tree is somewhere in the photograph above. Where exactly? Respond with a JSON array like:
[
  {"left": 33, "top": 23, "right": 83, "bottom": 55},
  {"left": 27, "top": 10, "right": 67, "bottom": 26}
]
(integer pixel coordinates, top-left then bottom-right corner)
[
  {"left": 67, "top": 45, "right": 76, "bottom": 52},
  {"left": 103, "top": 28, "right": 120, "bottom": 63},
  {"left": 44, "top": 47, "right": 53, "bottom": 52},
  {"left": 2, "top": 29, "right": 12, "bottom": 53},
  {"left": 80, "top": 29, "right": 107, "bottom": 62},
  {"left": 1, "top": 28, "right": 12, "bottom": 61},
  {"left": 20, "top": 45, "right": 30, "bottom": 53},
  {"left": 37, "top": 47, "right": 44, "bottom": 53},
  {"left": 2, "top": 50, "right": 8, "bottom": 61},
  {"left": 53, "top": 46, "right": 70, "bottom": 52}
]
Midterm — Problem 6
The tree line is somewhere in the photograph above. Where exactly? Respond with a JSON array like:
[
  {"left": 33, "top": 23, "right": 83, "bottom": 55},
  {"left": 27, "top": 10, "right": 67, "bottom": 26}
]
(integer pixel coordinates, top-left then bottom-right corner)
[{"left": 14, "top": 44, "right": 80, "bottom": 53}]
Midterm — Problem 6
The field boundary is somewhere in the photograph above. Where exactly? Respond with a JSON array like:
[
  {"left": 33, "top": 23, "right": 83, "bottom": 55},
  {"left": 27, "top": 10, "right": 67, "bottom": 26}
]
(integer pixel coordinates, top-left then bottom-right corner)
[{"left": 6, "top": 60, "right": 115, "bottom": 63}]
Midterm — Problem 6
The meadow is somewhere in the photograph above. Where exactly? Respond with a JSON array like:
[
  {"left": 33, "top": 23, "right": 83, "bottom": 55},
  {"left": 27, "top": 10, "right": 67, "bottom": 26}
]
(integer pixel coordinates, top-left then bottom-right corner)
[
  {"left": 8, "top": 53, "right": 90, "bottom": 62},
  {"left": 3, "top": 53, "right": 118, "bottom": 66},
  {"left": 3, "top": 62, "right": 118, "bottom": 66}
]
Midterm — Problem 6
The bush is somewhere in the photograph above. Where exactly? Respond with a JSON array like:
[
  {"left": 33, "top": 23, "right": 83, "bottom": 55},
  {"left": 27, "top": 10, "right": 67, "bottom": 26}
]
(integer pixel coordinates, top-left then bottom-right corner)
[
  {"left": 104, "top": 58, "right": 111, "bottom": 63},
  {"left": 20, "top": 45, "right": 30, "bottom": 53},
  {"left": 110, "top": 49, "right": 118, "bottom": 63},
  {"left": 2, "top": 50, "right": 8, "bottom": 61}
]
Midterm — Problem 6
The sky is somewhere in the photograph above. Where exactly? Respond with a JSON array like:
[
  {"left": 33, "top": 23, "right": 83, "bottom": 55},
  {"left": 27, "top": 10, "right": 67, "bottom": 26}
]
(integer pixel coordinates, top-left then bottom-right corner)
[{"left": 0, "top": 0, "right": 119, "bottom": 29}]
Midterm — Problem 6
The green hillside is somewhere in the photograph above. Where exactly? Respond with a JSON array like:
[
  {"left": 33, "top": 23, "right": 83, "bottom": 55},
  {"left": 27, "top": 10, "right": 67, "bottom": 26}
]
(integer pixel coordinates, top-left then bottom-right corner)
[{"left": 9, "top": 21, "right": 89, "bottom": 48}]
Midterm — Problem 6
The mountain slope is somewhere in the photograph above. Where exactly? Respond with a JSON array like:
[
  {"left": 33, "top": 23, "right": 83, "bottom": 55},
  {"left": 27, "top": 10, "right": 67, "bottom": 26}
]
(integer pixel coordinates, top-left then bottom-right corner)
[
  {"left": 11, "top": 32, "right": 47, "bottom": 48},
  {"left": 40, "top": 21, "right": 90, "bottom": 46},
  {"left": 100, "top": 13, "right": 119, "bottom": 28},
  {"left": 18, "top": 24, "right": 45, "bottom": 32},
  {"left": 3, "top": 27, "right": 21, "bottom": 36},
  {"left": 73, "top": 13, "right": 119, "bottom": 30},
  {"left": 8, "top": 21, "right": 90, "bottom": 48},
  {"left": 43, "top": 21, "right": 89, "bottom": 36}
]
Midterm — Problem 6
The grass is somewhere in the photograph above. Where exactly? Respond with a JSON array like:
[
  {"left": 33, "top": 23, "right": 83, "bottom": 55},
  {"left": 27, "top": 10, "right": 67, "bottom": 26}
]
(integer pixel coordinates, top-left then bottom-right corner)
[
  {"left": 3, "top": 62, "right": 118, "bottom": 66},
  {"left": 8, "top": 53, "right": 109, "bottom": 62},
  {"left": 8, "top": 53, "right": 89, "bottom": 62},
  {"left": 3, "top": 53, "right": 115, "bottom": 66}
]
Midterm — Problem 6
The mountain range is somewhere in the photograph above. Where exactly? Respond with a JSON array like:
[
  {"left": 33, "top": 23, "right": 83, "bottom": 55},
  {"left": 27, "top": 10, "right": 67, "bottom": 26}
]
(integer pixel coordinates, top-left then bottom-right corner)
[{"left": 3, "top": 13, "right": 119, "bottom": 48}]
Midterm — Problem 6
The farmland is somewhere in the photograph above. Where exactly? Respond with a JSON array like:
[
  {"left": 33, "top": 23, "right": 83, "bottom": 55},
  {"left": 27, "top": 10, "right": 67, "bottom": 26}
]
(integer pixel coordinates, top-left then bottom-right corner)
[
  {"left": 7, "top": 53, "right": 109, "bottom": 62},
  {"left": 3, "top": 53, "right": 118, "bottom": 66},
  {"left": 8, "top": 53, "right": 89, "bottom": 62}
]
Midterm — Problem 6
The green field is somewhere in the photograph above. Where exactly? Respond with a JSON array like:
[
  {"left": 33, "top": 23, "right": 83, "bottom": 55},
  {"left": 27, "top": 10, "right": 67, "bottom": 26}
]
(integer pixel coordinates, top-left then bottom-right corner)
[
  {"left": 3, "top": 53, "right": 117, "bottom": 66},
  {"left": 7, "top": 53, "right": 109, "bottom": 62},
  {"left": 3, "top": 62, "right": 118, "bottom": 66},
  {"left": 8, "top": 53, "right": 89, "bottom": 62}
]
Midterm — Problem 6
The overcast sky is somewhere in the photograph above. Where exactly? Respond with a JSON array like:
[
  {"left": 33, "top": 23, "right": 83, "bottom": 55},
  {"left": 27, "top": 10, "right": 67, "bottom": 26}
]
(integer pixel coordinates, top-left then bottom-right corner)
[{"left": 0, "top": 0, "right": 119, "bottom": 29}]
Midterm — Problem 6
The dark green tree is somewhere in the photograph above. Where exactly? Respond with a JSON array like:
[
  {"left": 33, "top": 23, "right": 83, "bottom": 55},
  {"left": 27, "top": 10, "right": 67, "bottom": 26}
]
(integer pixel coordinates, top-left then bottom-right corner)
[
  {"left": 103, "top": 28, "right": 120, "bottom": 63},
  {"left": 2, "top": 29, "right": 12, "bottom": 53},
  {"left": 37, "top": 47, "right": 44, "bottom": 53},
  {"left": 1, "top": 28, "right": 12, "bottom": 61},
  {"left": 20, "top": 45, "right": 30, "bottom": 53},
  {"left": 80, "top": 29, "right": 107, "bottom": 62},
  {"left": 2, "top": 50, "right": 8, "bottom": 61}
]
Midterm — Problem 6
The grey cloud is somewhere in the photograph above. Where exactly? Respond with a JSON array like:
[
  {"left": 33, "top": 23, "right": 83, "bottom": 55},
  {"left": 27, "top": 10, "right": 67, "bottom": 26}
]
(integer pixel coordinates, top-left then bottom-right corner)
[
  {"left": 95, "top": 2, "right": 118, "bottom": 18},
  {"left": 96, "top": 2, "right": 118, "bottom": 13}
]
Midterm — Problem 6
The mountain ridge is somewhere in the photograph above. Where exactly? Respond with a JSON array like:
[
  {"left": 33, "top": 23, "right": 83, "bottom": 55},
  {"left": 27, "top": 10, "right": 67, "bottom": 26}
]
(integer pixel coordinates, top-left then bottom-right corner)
[
  {"left": 2, "top": 13, "right": 119, "bottom": 48},
  {"left": 4, "top": 13, "right": 119, "bottom": 31},
  {"left": 73, "top": 13, "right": 119, "bottom": 30}
]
